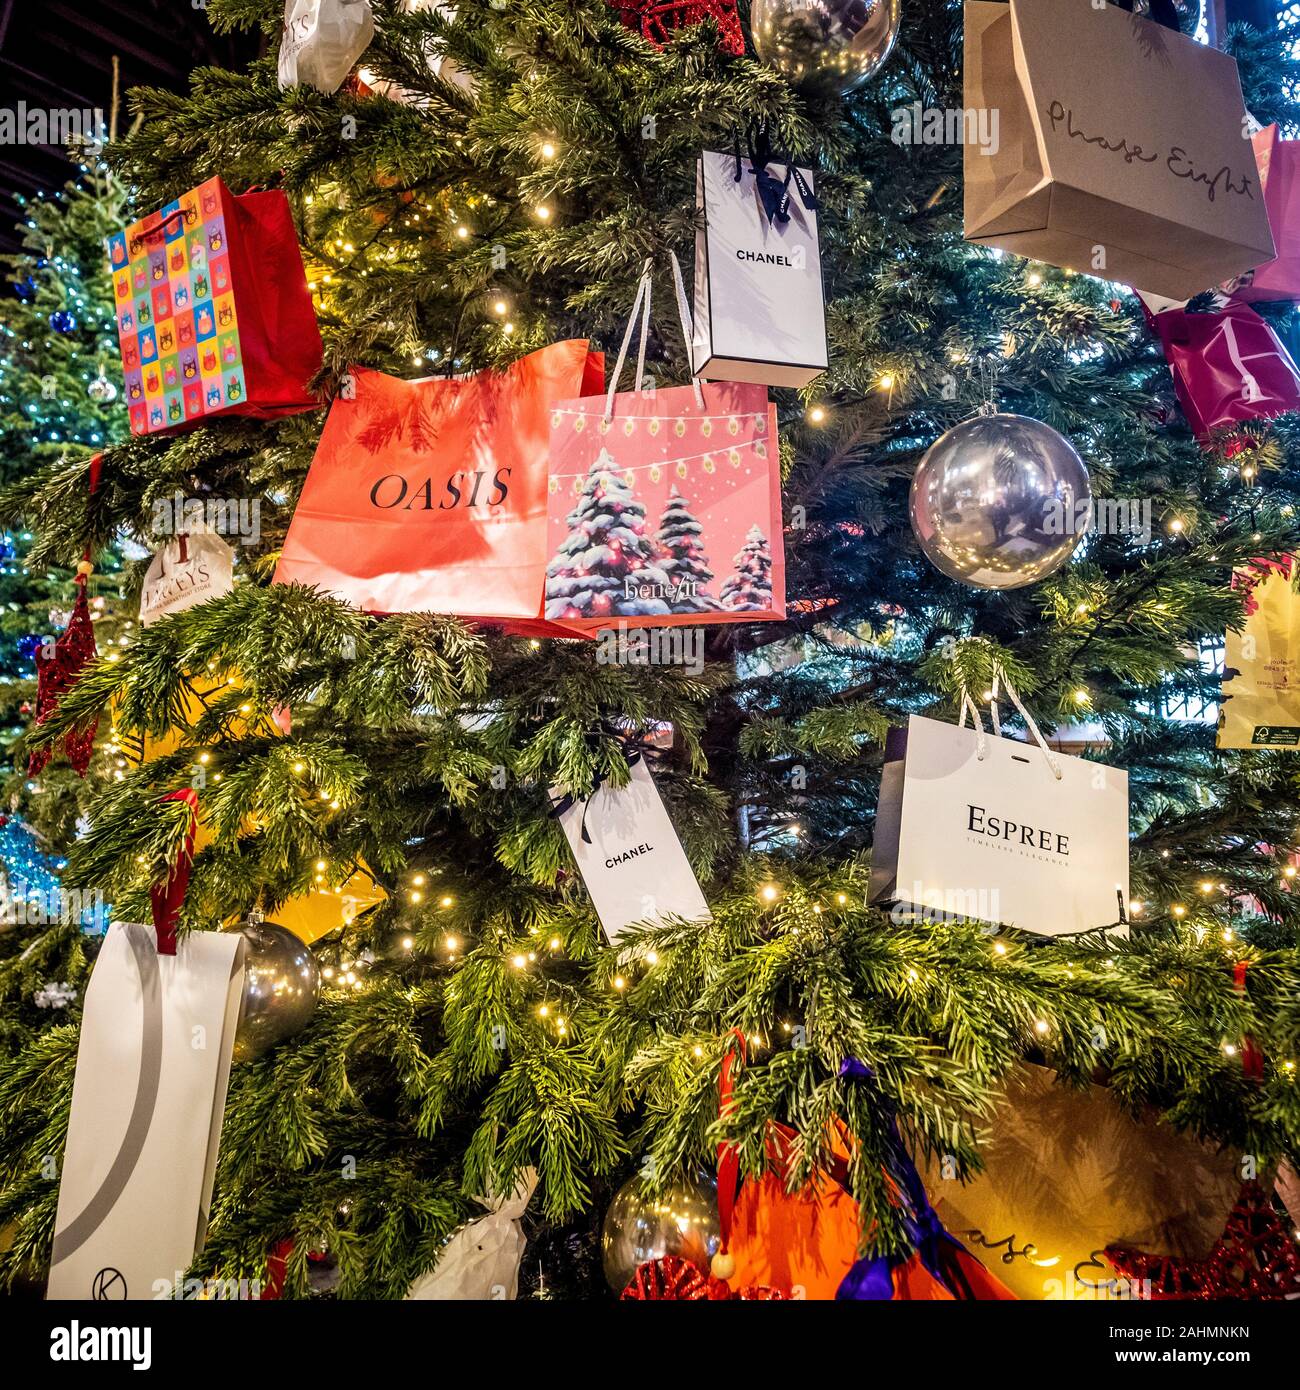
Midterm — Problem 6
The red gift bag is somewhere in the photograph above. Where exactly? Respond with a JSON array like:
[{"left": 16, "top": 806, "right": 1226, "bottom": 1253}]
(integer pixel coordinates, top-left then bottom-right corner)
[
  {"left": 1147, "top": 299, "right": 1300, "bottom": 442},
  {"left": 108, "top": 177, "right": 323, "bottom": 436},
  {"left": 273, "top": 341, "right": 604, "bottom": 634},
  {"left": 1222, "top": 126, "right": 1300, "bottom": 305},
  {"left": 543, "top": 257, "right": 784, "bottom": 632}
]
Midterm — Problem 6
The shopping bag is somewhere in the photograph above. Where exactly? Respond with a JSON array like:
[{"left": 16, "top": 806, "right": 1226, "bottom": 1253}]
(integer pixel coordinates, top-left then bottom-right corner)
[
  {"left": 109, "top": 176, "right": 323, "bottom": 436},
  {"left": 279, "top": 0, "right": 375, "bottom": 95},
  {"left": 551, "top": 751, "right": 709, "bottom": 943},
  {"left": 544, "top": 258, "right": 784, "bottom": 630},
  {"left": 918, "top": 1063, "right": 1245, "bottom": 1301},
  {"left": 273, "top": 340, "right": 604, "bottom": 632},
  {"left": 1146, "top": 299, "right": 1300, "bottom": 441},
  {"left": 1222, "top": 125, "right": 1300, "bottom": 304},
  {"left": 139, "top": 528, "right": 235, "bottom": 626},
  {"left": 868, "top": 677, "right": 1130, "bottom": 937},
  {"left": 692, "top": 144, "right": 827, "bottom": 388},
  {"left": 964, "top": 0, "right": 1274, "bottom": 299},
  {"left": 1218, "top": 554, "right": 1300, "bottom": 749},
  {"left": 46, "top": 923, "right": 246, "bottom": 1300}
]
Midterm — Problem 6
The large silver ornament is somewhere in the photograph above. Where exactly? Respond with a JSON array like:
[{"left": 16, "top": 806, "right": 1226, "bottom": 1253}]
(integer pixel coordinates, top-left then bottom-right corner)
[
  {"left": 750, "top": 0, "right": 902, "bottom": 94},
  {"left": 233, "top": 914, "right": 320, "bottom": 1061},
  {"left": 601, "top": 1175, "right": 721, "bottom": 1293},
  {"left": 908, "top": 412, "right": 1091, "bottom": 590}
]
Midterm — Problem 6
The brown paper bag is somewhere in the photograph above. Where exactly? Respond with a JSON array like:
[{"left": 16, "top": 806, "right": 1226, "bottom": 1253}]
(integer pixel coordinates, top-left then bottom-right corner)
[
  {"left": 918, "top": 1064, "right": 1243, "bottom": 1300},
  {"left": 1218, "top": 555, "right": 1300, "bottom": 749},
  {"left": 964, "top": 0, "right": 1274, "bottom": 299}
]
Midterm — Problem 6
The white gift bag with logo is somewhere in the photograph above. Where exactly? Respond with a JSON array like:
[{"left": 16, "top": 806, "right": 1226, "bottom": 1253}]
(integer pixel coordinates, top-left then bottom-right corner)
[
  {"left": 554, "top": 755, "right": 710, "bottom": 943},
  {"left": 46, "top": 924, "right": 246, "bottom": 1301},
  {"left": 140, "top": 528, "right": 235, "bottom": 627},
  {"left": 869, "top": 679, "right": 1129, "bottom": 937},
  {"left": 692, "top": 147, "right": 827, "bottom": 388},
  {"left": 279, "top": 0, "right": 375, "bottom": 95}
]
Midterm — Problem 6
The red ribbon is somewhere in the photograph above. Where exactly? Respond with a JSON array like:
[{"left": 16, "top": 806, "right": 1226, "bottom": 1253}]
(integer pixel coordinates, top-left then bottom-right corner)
[
  {"left": 1233, "top": 960, "right": 1265, "bottom": 1081},
  {"left": 149, "top": 788, "right": 199, "bottom": 956},
  {"left": 715, "top": 1028, "right": 747, "bottom": 1254}
]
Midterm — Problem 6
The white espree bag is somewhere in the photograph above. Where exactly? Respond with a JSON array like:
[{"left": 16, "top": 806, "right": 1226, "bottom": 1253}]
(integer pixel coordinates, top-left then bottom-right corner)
[
  {"left": 554, "top": 755, "right": 710, "bottom": 943},
  {"left": 279, "top": 0, "right": 375, "bottom": 95},
  {"left": 140, "top": 528, "right": 235, "bottom": 627},
  {"left": 692, "top": 148, "right": 827, "bottom": 388},
  {"left": 47, "top": 924, "right": 246, "bottom": 1301},
  {"left": 868, "top": 678, "right": 1130, "bottom": 937}
]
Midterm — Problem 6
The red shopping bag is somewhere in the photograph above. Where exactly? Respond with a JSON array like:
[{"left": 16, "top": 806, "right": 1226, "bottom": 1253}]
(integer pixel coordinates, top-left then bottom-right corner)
[
  {"left": 108, "top": 176, "right": 323, "bottom": 436},
  {"left": 543, "top": 258, "right": 784, "bottom": 631},
  {"left": 273, "top": 341, "right": 604, "bottom": 633},
  {"left": 1147, "top": 299, "right": 1300, "bottom": 442},
  {"left": 1222, "top": 126, "right": 1300, "bottom": 305}
]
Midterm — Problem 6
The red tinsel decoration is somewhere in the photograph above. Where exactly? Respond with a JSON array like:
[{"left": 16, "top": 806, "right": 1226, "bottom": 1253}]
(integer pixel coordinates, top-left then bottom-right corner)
[
  {"left": 620, "top": 1255, "right": 787, "bottom": 1300},
  {"left": 28, "top": 575, "right": 99, "bottom": 777},
  {"left": 1106, "top": 1181, "right": 1300, "bottom": 1300},
  {"left": 610, "top": 1, "right": 745, "bottom": 56}
]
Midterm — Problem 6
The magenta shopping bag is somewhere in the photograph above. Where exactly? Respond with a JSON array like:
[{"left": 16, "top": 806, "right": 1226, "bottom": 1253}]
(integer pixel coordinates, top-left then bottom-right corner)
[{"left": 1148, "top": 300, "right": 1300, "bottom": 442}]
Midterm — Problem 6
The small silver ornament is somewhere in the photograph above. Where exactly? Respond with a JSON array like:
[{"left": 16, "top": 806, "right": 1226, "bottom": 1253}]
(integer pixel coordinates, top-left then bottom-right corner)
[
  {"left": 601, "top": 1174, "right": 721, "bottom": 1293},
  {"left": 87, "top": 373, "right": 117, "bottom": 404},
  {"left": 908, "top": 412, "right": 1091, "bottom": 590},
  {"left": 233, "top": 914, "right": 320, "bottom": 1062},
  {"left": 750, "top": 0, "right": 902, "bottom": 94}
]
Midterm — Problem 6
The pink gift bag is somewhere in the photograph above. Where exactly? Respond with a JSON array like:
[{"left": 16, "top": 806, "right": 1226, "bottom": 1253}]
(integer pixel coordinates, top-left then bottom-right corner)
[
  {"left": 1147, "top": 299, "right": 1300, "bottom": 443},
  {"left": 543, "top": 256, "right": 785, "bottom": 632},
  {"left": 1222, "top": 126, "right": 1300, "bottom": 305}
]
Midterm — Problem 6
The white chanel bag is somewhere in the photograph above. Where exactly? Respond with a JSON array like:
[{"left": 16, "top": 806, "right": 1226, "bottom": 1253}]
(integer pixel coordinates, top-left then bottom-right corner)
[
  {"left": 692, "top": 148, "right": 827, "bottom": 388},
  {"left": 139, "top": 528, "right": 234, "bottom": 627},
  {"left": 554, "top": 755, "right": 710, "bottom": 943},
  {"left": 279, "top": 0, "right": 375, "bottom": 95},
  {"left": 46, "top": 924, "right": 245, "bottom": 1301},
  {"left": 869, "top": 676, "right": 1130, "bottom": 937}
]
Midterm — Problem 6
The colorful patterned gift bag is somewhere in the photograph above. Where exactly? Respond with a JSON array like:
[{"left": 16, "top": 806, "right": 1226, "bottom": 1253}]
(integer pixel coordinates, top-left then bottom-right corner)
[
  {"left": 544, "top": 256, "right": 784, "bottom": 632},
  {"left": 108, "top": 176, "right": 323, "bottom": 436}
]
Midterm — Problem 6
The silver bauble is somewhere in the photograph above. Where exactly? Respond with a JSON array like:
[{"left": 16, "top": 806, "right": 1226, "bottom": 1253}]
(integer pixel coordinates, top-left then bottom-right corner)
[
  {"left": 601, "top": 1174, "right": 721, "bottom": 1294},
  {"left": 87, "top": 373, "right": 117, "bottom": 403},
  {"left": 908, "top": 412, "right": 1090, "bottom": 590},
  {"left": 750, "top": 0, "right": 901, "bottom": 94},
  {"left": 233, "top": 915, "right": 320, "bottom": 1062}
]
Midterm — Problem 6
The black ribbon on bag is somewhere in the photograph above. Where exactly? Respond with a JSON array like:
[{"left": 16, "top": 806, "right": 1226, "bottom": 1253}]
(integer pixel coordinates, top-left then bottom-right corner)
[
  {"left": 549, "top": 742, "right": 646, "bottom": 844},
  {"left": 1110, "top": 0, "right": 1182, "bottom": 32},
  {"left": 733, "top": 123, "right": 819, "bottom": 228}
]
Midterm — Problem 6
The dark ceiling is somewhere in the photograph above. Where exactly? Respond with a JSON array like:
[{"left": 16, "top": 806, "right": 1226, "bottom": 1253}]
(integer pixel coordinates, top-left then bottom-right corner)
[{"left": 0, "top": 0, "right": 264, "bottom": 255}]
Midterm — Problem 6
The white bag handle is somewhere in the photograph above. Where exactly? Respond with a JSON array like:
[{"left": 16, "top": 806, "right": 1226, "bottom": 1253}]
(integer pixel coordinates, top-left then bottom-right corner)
[
  {"left": 603, "top": 252, "right": 705, "bottom": 423},
  {"left": 961, "top": 669, "right": 1063, "bottom": 780}
]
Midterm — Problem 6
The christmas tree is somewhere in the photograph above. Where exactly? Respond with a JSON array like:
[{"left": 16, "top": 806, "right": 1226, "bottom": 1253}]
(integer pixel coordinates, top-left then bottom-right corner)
[
  {"left": 545, "top": 447, "right": 675, "bottom": 619},
  {"left": 0, "top": 0, "right": 1296, "bottom": 1306},
  {"left": 719, "top": 523, "right": 773, "bottom": 612},
  {"left": 655, "top": 485, "right": 716, "bottom": 611}
]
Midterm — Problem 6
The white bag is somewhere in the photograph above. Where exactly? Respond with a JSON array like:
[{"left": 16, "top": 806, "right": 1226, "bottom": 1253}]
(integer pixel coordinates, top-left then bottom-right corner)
[
  {"left": 140, "top": 529, "right": 235, "bottom": 627},
  {"left": 405, "top": 1170, "right": 537, "bottom": 1301},
  {"left": 554, "top": 756, "right": 710, "bottom": 943},
  {"left": 869, "top": 681, "right": 1130, "bottom": 937},
  {"left": 47, "top": 924, "right": 246, "bottom": 1301},
  {"left": 279, "top": 0, "right": 375, "bottom": 95},
  {"left": 692, "top": 149, "right": 827, "bottom": 389}
]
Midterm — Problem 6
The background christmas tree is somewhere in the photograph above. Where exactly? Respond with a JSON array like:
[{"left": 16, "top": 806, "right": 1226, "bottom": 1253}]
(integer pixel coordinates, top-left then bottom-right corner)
[
  {"left": 0, "top": 0, "right": 1295, "bottom": 1300},
  {"left": 655, "top": 485, "right": 715, "bottom": 611},
  {"left": 0, "top": 163, "right": 130, "bottom": 1066}
]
